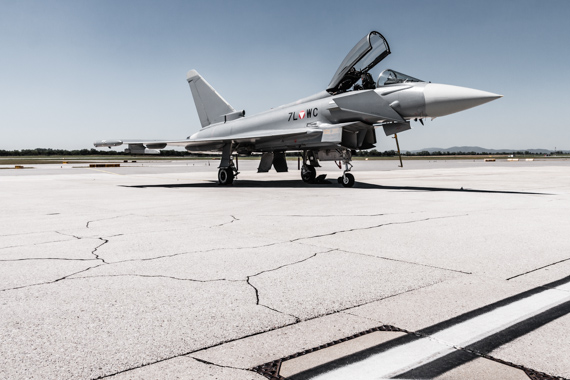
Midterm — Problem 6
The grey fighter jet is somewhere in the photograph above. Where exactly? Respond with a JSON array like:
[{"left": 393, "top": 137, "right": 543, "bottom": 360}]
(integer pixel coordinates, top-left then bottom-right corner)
[{"left": 95, "top": 31, "right": 501, "bottom": 187}]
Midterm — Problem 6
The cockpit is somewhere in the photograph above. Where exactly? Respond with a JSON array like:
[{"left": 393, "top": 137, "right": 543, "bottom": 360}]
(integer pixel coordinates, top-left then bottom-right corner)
[
  {"left": 376, "top": 69, "right": 424, "bottom": 87},
  {"left": 327, "top": 31, "right": 390, "bottom": 94},
  {"left": 327, "top": 31, "right": 425, "bottom": 94}
]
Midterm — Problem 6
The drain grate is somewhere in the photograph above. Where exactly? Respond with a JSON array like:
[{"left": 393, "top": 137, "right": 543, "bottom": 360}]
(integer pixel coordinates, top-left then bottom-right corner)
[
  {"left": 250, "top": 325, "right": 405, "bottom": 380},
  {"left": 250, "top": 324, "right": 565, "bottom": 380}
]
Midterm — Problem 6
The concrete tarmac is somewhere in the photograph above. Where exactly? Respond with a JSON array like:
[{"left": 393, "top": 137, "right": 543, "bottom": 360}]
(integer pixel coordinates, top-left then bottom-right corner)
[{"left": 1, "top": 158, "right": 569, "bottom": 379}]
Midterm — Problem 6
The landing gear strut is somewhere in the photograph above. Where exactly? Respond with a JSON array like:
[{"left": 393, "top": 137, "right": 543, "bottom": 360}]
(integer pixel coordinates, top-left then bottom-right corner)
[
  {"left": 218, "top": 143, "right": 238, "bottom": 186},
  {"left": 300, "top": 150, "right": 320, "bottom": 183},
  {"left": 337, "top": 150, "right": 355, "bottom": 187}
]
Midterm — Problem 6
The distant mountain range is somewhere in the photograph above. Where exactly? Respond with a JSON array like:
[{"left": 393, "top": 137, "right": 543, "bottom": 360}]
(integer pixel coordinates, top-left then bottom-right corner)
[{"left": 411, "top": 146, "right": 567, "bottom": 154}]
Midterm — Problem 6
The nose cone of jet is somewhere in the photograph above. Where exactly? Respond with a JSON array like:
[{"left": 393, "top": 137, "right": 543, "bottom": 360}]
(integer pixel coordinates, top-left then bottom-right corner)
[{"left": 424, "top": 83, "right": 502, "bottom": 118}]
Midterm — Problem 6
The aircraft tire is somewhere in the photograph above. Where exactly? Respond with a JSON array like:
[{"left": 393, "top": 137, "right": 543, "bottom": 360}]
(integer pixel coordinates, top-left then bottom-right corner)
[
  {"left": 341, "top": 173, "right": 355, "bottom": 187},
  {"left": 301, "top": 165, "right": 317, "bottom": 183},
  {"left": 218, "top": 168, "right": 234, "bottom": 185}
]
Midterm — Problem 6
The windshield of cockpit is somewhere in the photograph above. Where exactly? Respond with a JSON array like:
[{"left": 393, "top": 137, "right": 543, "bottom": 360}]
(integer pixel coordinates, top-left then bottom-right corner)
[
  {"left": 327, "top": 31, "right": 390, "bottom": 94},
  {"left": 377, "top": 69, "right": 424, "bottom": 87},
  {"left": 354, "top": 33, "right": 388, "bottom": 72}
]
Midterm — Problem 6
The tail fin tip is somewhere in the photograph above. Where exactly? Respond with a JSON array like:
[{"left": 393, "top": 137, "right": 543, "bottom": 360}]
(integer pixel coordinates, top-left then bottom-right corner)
[{"left": 187, "top": 69, "right": 200, "bottom": 82}]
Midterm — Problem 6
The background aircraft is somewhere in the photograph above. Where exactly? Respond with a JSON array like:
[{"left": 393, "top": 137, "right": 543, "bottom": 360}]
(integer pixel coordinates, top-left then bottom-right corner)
[{"left": 95, "top": 31, "right": 501, "bottom": 187}]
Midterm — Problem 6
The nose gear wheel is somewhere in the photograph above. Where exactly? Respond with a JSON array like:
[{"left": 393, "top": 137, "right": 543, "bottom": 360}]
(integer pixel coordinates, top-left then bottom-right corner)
[{"left": 341, "top": 172, "right": 355, "bottom": 187}]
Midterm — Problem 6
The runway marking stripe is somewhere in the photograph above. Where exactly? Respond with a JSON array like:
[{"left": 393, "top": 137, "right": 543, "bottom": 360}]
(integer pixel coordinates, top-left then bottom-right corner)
[{"left": 310, "top": 282, "right": 570, "bottom": 379}]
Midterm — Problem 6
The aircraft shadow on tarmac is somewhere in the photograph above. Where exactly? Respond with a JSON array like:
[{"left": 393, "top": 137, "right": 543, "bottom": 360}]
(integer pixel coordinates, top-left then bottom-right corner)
[{"left": 122, "top": 181, "right": 549, "bottom": 195}]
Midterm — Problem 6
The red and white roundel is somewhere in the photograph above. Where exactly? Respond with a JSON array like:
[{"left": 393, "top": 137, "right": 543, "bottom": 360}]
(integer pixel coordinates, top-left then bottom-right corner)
[{"left": 299, "top": 110, "right": 306, "bottom": 119}]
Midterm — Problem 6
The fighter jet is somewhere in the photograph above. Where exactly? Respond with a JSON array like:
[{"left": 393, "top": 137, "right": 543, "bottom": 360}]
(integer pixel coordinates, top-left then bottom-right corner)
[{"left": 94, "top": 30, "right": 501, "bottom": 187}]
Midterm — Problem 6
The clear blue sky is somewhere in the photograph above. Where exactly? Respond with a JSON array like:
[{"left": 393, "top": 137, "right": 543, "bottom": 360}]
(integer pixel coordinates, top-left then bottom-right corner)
[{"left": 1, "top": 0, "right": 569, "bottom": 151}]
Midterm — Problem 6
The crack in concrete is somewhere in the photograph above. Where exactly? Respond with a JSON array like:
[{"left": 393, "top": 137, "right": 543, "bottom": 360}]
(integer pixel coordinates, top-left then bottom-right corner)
[
  {"left": 288, "top": 214, "right": 468, "bottom": 244},
  {"left": 506, "top": 257, "right": 570, "bottom": 281},
  {"left": 0, "top": 244, "right": 321, "bottom": 294},
  {"left": 0, "top": 238, "right": 73, "bottom": 251},
  {"left": 69, "top": 273, "right": 228, "bottom": 283},
  {"left": 0, "top": 233, "right": 116, "bottom": 291},
  {"left": 107, "top": 215, "right": 464, "bottom": 265},
  {"left": 92, "top": 238, "right": 110, "bottom": 264},
  {"left": 0, "top": 230, "right": 62, "bottom": 238},
  {"left": 245, "top": 251, "right": 335, "bottom": 323},
  {"left": 0, "top": 264, "right": 105, "bottom": 292},
  {"left": 55, "top": 231, "right": 82, "bottom": 240},
  {"left": 210, "top": 215, "right": 239, "bottom": 228},
  {"left": 113, "top": 241, "right": 286, "bottom": 264},
  {"left": 0, "top": 257, "right": 98, "bottom": 262},
  {"left": 248, "top": 251, "right": 325, "bottom": 279},
  {"left": 246, "top": 274, "right": 300, "bottom": 322},
  {"left": 86, "top": 215, "right": 134, "bottom": 229}
]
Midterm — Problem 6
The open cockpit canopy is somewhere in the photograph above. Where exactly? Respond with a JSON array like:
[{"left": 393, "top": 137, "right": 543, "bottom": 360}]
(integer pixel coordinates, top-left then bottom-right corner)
[
  {"left": 376, "top": 69, "right": 424, "bottom": 87},
  {"left": 327, "top": 31, "right": 390, "bottom": 94}
]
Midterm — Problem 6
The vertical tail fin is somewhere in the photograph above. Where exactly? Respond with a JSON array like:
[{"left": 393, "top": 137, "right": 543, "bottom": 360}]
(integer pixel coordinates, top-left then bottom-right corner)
[{"left": 187, "top": 70, "right": 235, "bottom": 128}]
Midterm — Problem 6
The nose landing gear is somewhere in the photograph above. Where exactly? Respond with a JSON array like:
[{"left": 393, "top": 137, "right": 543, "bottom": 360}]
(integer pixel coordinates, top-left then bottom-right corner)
[
  {"left": 301, "top": 149, "right": 356, "bottom": 187},
  {"left": 338, "top": 172, "right": 355, "bottom": 187},
  {"left": 337, "top": 150, "right": 355, "bottom": 187}
]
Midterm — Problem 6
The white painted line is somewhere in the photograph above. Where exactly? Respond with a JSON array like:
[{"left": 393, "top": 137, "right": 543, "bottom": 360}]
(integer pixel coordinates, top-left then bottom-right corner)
[{"left": 311, "top": 282, "right": 570, "bottom": 380}]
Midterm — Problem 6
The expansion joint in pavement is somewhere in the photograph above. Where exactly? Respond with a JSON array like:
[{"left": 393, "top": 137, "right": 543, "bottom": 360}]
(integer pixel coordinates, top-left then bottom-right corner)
[
  {"left": 338, "top": 248, "right": 473, "bottom": 275},
  {"left": 190, "top": 356, "right": 250, "bottom": 371},
  {"left": 506, "top": 256, "right": 570, "bottom": 281}
]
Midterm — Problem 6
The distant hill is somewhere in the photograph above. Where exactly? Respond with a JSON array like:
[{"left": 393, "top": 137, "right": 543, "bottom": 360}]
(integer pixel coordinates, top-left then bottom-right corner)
[{"left": 412, "top": 146, "right": 557, "bottom": 154}]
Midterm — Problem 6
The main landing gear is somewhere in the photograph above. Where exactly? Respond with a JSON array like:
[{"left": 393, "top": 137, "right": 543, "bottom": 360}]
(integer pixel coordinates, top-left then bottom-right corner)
[
  {"left": 301, "top": 164, "right": 317, "bottom": 183},
  {"left": 301, "top": 149, "right": 356, "bottom": 187},
  {"left": 301, "top": 150, "right": 319, "bottom": 184},
  {"left": 218, "top": 166, "right": 235, "bottom": 185},
  {"left": 218, "top": 143, "right": 238, "bottom": 186}
]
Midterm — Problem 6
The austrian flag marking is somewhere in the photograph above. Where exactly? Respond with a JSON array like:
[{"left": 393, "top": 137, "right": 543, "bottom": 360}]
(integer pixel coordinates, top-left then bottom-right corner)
[{"left": 287, "top": 108, "right": 317, "bottom": 121}]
